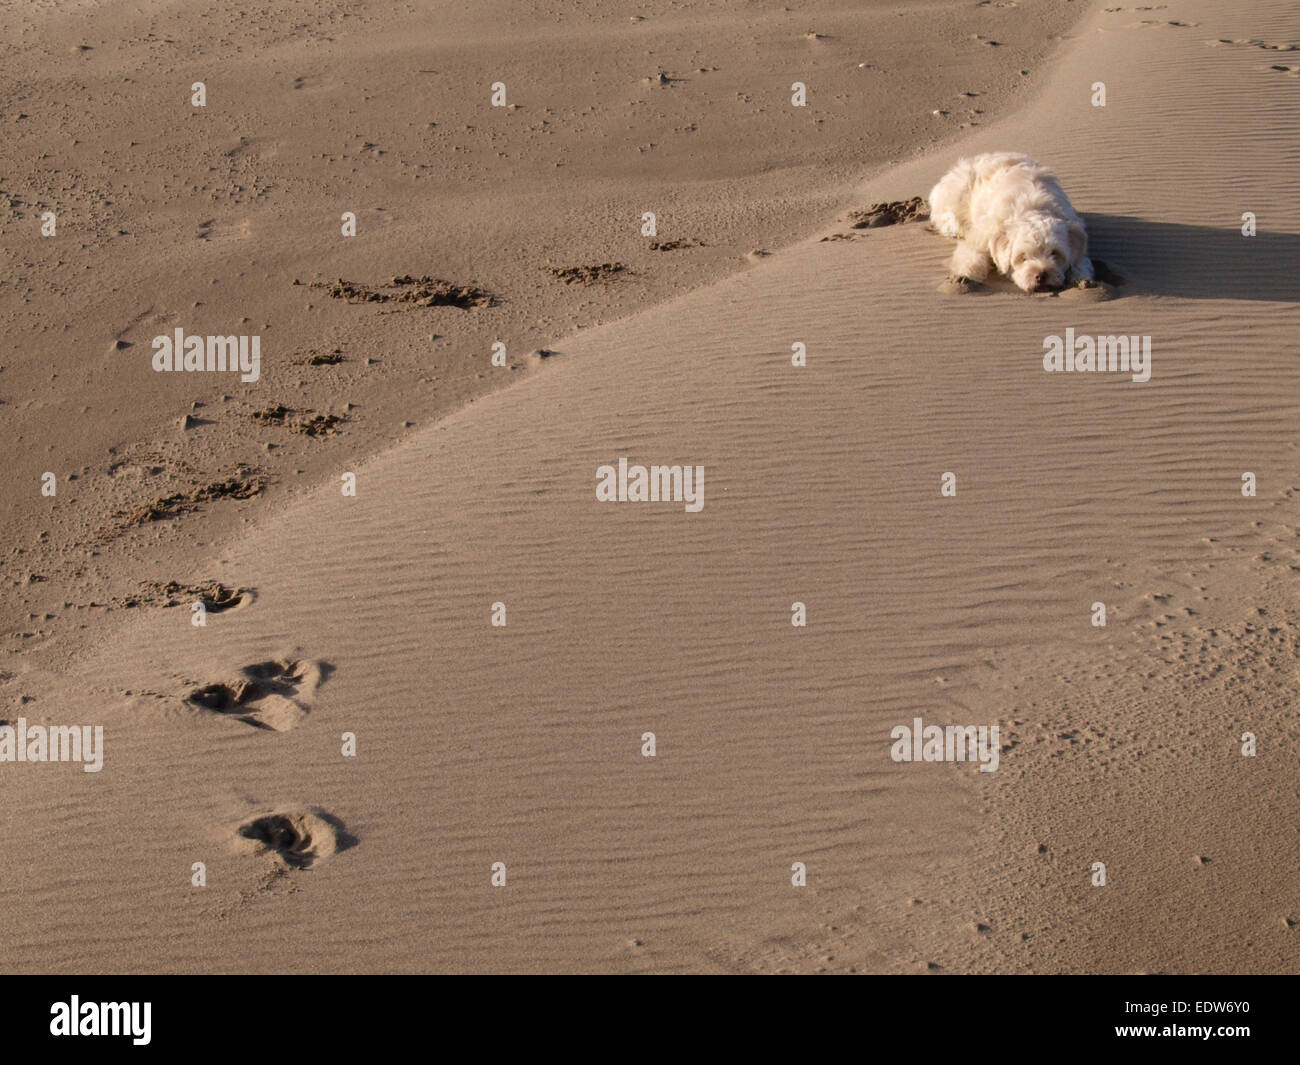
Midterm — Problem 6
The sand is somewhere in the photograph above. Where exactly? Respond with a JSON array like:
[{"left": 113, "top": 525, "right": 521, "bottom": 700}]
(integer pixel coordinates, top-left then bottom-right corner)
[{"left": 1, "top": 0, "right": 1297, "bottom": 973}]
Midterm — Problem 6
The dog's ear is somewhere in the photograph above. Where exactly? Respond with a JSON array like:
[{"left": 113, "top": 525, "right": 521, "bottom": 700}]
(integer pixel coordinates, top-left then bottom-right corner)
[
  {"left": 990, "top": 233, "right": 1011, "bottom": 272},
  {"left": 1067, "top": 221, "right": 1088, "bottom": 262}
]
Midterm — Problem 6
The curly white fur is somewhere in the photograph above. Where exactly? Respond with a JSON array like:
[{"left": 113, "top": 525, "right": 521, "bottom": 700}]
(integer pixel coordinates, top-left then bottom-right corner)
[{"left": 928, "top": 152, "right": 1093, "bottom": 292}]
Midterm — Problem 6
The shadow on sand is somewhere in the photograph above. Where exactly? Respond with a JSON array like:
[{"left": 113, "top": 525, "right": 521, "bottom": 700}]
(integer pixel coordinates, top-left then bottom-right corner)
[{"left": 1084, "top": 213, "right": 1300, "bottom": 303}]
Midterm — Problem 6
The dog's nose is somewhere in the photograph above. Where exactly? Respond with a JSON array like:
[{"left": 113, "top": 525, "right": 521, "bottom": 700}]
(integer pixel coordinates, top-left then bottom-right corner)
[{"left": 1030, "top": 271, "right": 1044, "bottom": 289}]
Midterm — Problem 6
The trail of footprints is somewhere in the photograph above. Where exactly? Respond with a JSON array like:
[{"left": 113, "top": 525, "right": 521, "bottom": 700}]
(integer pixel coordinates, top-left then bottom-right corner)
[
  {"left": 1205, "top": 35, "right": 1300, "bottom": 75},
  {"left": 1108, "top": 9, "right": 1299, "bottom": 79},
  {"left": 173, "top": 618, "right": 343, "bottom": 867}
]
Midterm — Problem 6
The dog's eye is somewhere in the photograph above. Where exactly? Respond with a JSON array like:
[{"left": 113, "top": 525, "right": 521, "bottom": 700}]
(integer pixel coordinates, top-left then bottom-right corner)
[
  {"left": 1052, "top": 250, "right": 1065, "bottom": 262},
  {"left": 1014, "top": 253, "right": 1026, "bottom": 265}
]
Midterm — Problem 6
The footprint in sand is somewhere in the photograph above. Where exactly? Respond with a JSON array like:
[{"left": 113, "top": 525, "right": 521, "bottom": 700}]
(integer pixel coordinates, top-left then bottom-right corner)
[
  {"left": 119, "top": 580, "right": 251, "bottom": 612},
  {"left": 546, "top": 263, "right": 627, "bottom": 285},
  {"left": 185, "top": 659, "right": 325, "bottom": 732},
  {"left": 195, "top": 218, "right": 253, "bottom": 242},
  {"left": 1206, "top": 38, "right": 1298, "bottom": 52},
  {"left": 236, "top": 807, "right": 351, "bottom": 868}
]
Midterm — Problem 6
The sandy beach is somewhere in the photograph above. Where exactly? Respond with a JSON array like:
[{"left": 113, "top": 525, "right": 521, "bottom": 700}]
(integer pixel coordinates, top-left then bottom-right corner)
[{"left": 1, "top": 0, "right": 1297, "bottom": 974}]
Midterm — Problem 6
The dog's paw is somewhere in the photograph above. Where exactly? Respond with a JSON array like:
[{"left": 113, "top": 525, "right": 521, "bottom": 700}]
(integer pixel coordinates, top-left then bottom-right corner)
[
  {"left": 1059, "top": 278, "right": 1112, "bottom": 302},
  {"left": 1090, "top": 258, "right": 1130, "bottom": 287},
  {"left": 938, "top": 274, "right": 979, "bottom": 294}
]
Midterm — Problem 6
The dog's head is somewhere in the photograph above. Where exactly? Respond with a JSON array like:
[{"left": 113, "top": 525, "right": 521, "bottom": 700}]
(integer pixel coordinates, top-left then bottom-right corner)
[{"left": 993, "top": 216, "right": 1085, "bottom": 292}]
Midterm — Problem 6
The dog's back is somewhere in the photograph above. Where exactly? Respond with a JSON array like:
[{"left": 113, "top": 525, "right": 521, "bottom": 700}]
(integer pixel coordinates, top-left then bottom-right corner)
[{"left": 929, "top": 152, "right": 1067, "bottom": 237}]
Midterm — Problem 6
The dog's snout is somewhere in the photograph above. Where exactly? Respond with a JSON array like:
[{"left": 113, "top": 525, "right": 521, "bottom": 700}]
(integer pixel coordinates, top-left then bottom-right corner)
[{"left": 1030, "top": 271, "right": 1044, "bottom": 289}]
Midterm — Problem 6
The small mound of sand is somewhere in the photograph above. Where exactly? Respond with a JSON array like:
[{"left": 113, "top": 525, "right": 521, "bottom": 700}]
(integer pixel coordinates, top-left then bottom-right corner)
[
  {"left": 1058, "top": 279, "right": 1114, "bottom": 302},
  {"left": 1057, "top": 260, "right": 1128, "bottom": 301},
  {"left": 849, "top": 196, "right": 929, "bottom": 229}
]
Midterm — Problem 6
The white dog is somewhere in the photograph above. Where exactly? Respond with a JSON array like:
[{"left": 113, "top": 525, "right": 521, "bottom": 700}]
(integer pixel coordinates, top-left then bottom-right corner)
[{"left": 928, "top": 152, "right": 1093, "bottom": 292}]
